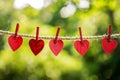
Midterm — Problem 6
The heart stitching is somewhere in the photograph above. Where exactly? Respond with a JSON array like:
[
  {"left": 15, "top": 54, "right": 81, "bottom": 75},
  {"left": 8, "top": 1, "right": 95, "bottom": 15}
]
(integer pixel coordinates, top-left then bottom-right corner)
[
  {"left": 49, "top": 39, "right": 63, "bottom": 56},
  {"left": 8, "top": 35, "right": 23, "bottom": 51},
  {"left": 29, "top": 39, "right": 44, "bottom": 55},
  {"left": 74, "top": 40, "right": 90, "bottom": 56},
  {"left": 102, "top": 38, "right": 118, "bottom": 54}
]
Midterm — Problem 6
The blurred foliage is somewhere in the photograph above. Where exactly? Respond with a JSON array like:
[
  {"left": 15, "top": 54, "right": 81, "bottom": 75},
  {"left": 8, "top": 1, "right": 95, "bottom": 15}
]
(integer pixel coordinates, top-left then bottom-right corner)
[{"left": 0, "top": 0, "right": 120, "bottom": 80}]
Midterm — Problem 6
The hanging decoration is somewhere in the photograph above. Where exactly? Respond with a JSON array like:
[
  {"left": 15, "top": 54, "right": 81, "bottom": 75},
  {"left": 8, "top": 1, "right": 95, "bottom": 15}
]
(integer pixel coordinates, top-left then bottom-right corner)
[
  {"left": 0, "top": 23, "right": 119, "bottom": 56},
  {"left": 8, "top": 23, "right": 23, "bottom": 51},
  {"left": 102, "top": 25, "right": 118, "bottom": 54},
  {"left": 74, "top": 27, "right": 90, "bottom": 56},
  {"left": 49, "top": 27, "right": 64, "bottom": 56},
  {"left": 29, "top": 27, "right": 44, "bottom": 56}
]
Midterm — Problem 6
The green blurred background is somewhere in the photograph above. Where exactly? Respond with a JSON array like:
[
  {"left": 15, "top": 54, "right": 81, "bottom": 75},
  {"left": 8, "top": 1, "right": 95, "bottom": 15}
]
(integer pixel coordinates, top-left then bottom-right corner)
[{"left": 0, "top": 0, "right": 120, "bottom": 80}]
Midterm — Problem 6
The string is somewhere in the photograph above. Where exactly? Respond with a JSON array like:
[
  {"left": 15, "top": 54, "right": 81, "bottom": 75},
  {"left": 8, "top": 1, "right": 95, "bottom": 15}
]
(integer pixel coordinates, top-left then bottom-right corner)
[
  {"left": 79, "top": 27, "right": 83, "bottom": 41},
  {"left": 108, "top": 25, "right": 111, "bottom": 41},
  {"left": 0, "top": 30, "right": 120, "bottom": 40},
  {"left": 36, "top": 27, "right": 39, "bottom": 40},
  {"left": 54, "top": 27, "right": 60, "bottom": 43},
  {"left": 15, "top": 23, "right": 19, "bottom": 37},
  {"left": 55, "top": 27, "right": 60, "bottom": 40}
]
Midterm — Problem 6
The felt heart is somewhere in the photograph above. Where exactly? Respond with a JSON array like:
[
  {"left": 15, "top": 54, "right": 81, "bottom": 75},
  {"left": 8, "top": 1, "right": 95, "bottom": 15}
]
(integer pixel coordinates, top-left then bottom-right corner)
[
  {"left": 102, "top": 38, "right": 118, "bottom": 54},
  {"left": 49, "top": 40, "right": 63, "bottom": 56},
  {"left": 74, "top": 40, "right": 89, "bottom": 56},
  {"left": 8, "top": 35, "right": 23, "bottom": 51},
  {"left": 29, "top": 39, "right": 44, "bottom": 55}
]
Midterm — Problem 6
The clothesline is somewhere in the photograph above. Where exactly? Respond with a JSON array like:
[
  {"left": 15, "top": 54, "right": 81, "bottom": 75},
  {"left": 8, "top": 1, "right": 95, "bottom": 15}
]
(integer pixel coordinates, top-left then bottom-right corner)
[{"left": 0, "top": 30, "right": 120, "bottom": 40}]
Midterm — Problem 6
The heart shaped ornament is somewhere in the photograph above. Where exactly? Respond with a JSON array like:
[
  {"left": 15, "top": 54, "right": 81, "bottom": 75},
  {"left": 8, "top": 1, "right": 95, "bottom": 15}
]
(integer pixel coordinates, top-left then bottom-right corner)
[
  {"left": 49, "top": 40, "right": 63, "bottom": 56},
  {"left": 8, "top": 35, "right": 23, "bottom": 51},
  {"left": 102, "top": 38, "right": 118, "bottom": 54},
  {"left": 74, "top": 40, "right": 90, "bottom": 56},
  {"left": 29, "top": 39, "right": 44, "bottom": 56}
]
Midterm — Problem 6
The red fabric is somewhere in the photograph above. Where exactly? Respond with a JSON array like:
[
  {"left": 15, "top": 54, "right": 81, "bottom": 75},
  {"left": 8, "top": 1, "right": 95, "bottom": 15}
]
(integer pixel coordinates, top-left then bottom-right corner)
[
  {"left": 102, "top": 38, "right": 118, "bottom": 54},
  {"left": 29, "top": 39, "right": 44, "bottom": 55},
  {"left": 74, "top": 40, "right": 89, "bottom": 56},
  {"left": 49, "top": 39, "right": 63, "bottom": 56},
  {"left": 8, "top": 35, "right": 23, "bottom": 51}
]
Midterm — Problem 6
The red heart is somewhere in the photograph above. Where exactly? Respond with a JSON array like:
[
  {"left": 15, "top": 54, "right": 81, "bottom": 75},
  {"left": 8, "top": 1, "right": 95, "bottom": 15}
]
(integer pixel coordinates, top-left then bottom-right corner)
[
  {"left": 8, "top": 35, "right": 23, "bottom": 51},
  {"left": 29, "top": 39, "right": 44, "bottom": 56},
  {"left": 102, "top": 38, "right": 118, "bottom": 54},
  {"left": 49, "top": 40, "right": 64, "bottom": 56},
  {"left": 74, "top": 40, "right": 90, "bottom": 56}
]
